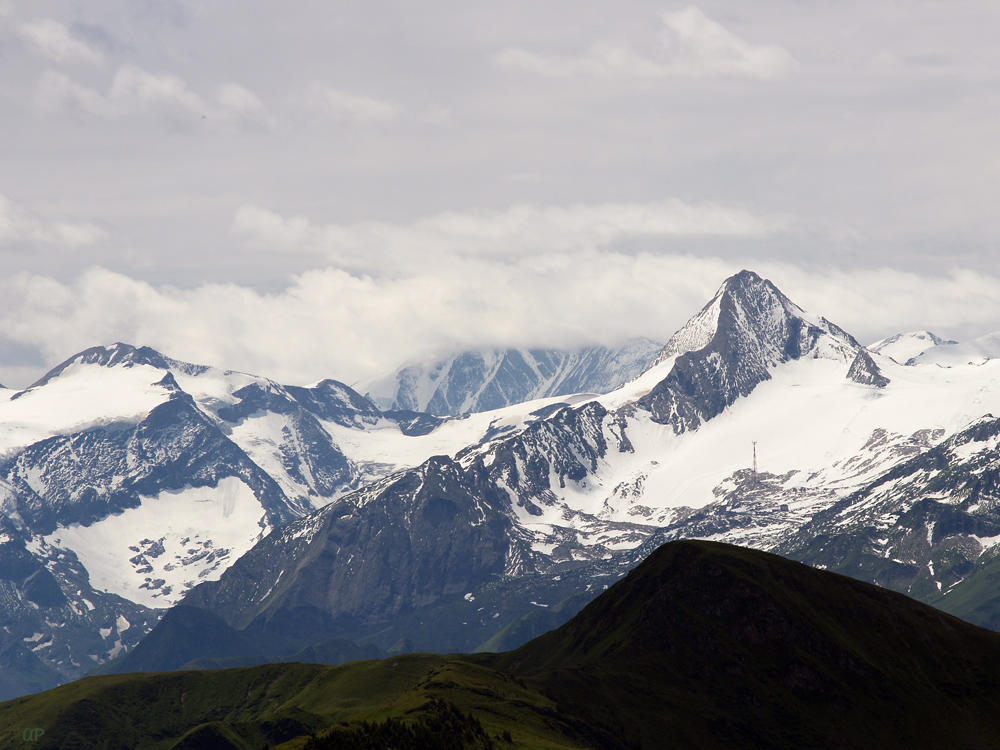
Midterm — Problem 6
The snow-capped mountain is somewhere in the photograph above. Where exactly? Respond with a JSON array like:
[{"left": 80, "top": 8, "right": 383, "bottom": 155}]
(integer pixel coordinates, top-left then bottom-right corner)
[
  {"left": 358, "top": 339, "right": 662, "bottom": 416},
  {"left": 768, "top": 414, "right": 1000, "bottom": 630},
  {"left": 7, "top": 269, "right": 1000, "bottom": 695},
  {"left": 0, "top": 343, "right": 575, "bottom": 692},
  {"left": 181, "top": 271, "right": 1000, "bottom": 655},
  {"left": 907, "top": 331, "right": 1000, "bottom": 367},
  {"left": 868, "top": 329, "right": 1000, "bottom": 367},
  {"left": 869, "top": 331, "right": 958, "bottom": 365},
  {"left": 630, "top": 269, "right": 878, "bottom": 431}
]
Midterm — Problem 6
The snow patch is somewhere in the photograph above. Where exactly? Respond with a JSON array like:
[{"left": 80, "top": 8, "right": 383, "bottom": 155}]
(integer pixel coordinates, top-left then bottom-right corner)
[
  {"left": 42, "top": 478, "right": 267, "bottom": 608},
  {"left": 0, "top": 362, "right": 172, "bottom": 455}
]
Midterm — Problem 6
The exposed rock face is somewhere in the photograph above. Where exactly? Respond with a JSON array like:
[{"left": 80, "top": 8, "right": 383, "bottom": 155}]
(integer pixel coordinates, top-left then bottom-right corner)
[
  {"left": 186, "top": 455, "right": 527, "bottom": 641},
  {"left": 3, "top": 392, "right": 294, "bottom": 535},
  {"left": 847, "top": 349, "right": 890, "bottom": 387},
  {"left": 778, "top": 415, "right": 1000, "bottom": 623}
]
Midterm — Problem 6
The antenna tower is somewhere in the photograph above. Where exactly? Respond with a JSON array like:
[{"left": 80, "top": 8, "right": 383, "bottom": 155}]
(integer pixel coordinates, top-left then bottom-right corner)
[{"left": 752, "top": 441, "right": 758, "bottom": 484}]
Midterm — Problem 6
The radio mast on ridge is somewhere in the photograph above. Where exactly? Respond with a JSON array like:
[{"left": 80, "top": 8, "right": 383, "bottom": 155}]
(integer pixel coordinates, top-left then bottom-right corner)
[{"left": 752, "top": 441, "right": 758, "bottom": 484}]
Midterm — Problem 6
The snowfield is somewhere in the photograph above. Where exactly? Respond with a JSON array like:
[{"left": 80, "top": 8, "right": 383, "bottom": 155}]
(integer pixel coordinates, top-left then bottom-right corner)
[
  {"left": 30, "top": 478, "right": 265, "bottom": 607},
  {"left": 0, "top": 362, "right": 173, "bottom": 455}
]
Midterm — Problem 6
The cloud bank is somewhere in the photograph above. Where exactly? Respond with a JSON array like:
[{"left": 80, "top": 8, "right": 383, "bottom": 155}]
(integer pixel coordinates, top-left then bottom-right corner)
[
  {"left": 32, "top": 63, "right": 280, "bottom": 132},
  {"left": 19, "top": 18, "right": 103, "bottom": 65},
  {"left": 2, "top": 241, "right": 998, "bottom": 389},
  {"left": 496, "top": 6, "right": 796, "bottom": 80},
  {"left": 31, "top": 66, "right": 413, "bottom": 132},
  {"left": 0, "top": 194, "right": 107, "bottom": 249},
  {"left": 1, "top": 2, "right": 997, "bottom": 390},
  {"left": 232, "top": 199, "right": 786, "bottom": 274}
]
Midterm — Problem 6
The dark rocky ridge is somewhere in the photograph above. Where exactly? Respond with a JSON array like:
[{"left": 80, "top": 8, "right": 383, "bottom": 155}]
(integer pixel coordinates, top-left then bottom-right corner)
[
  {"left": 3, "top": 391, "right": 297, "bottom": 535},
  {"left": 847, "top": 348, "right": 890, "bottom": 387},
  {"left": 779, "top": 415, "right": 1000, "bottom": 623},
  {"left": 15, "top": 343, "right": 208, "bottom": 397},
  {"left": 185, "top": 455, "right": 530, "bottom": 642}
]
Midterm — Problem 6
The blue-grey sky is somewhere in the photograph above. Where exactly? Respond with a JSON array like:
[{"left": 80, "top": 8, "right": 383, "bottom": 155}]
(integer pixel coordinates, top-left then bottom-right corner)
[{"left": 2, "top": 0, "right": 999, "bottom": 387}]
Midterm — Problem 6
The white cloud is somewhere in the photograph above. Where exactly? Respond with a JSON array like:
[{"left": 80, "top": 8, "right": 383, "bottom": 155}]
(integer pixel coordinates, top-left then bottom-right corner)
[
  {"left": 3, "top": 260, "right": 1000, "bottom": 390},
  {"left": 495, "top": 43, "right": 669, "bottom": 79},
  {"left": 0, "top": 260, "right": 725, "bottom": 386},
  {"left": 32, "top": 66, "right": 273, "bottom": 130},
  {"left": 109, "top": 63, "right": 205, "bottom": 119},
  {"left": 33, "top": 64, "right": 205, "bottom": 122},
  {"left": 0, "top": 194, "right": 107, "bottom": 248},
  {"left": 19, "top": 18, "right": 103, "bottom": 65},
  {"left": 217, "top": 83, "right": 274, "bottom": 131},
  {"left": 232, "top": 199, "right": 786, "bottom": 272},
  {"left": 32, "top": 67, "right": 393, "bottom": 130},
  {"left": 233, "top": 206, "right": 316, "bottom": 252},
  {"left": 300, "top": 83, "right": 400, "bottom": 124},
  {"left": 33, "top": 70, "right": 111, "bottom": 116},
  {"left": 496, "top": 6, "right": 796, "bottom": 80},
  {"left": 659, "top": 7, "right": 797, "bottom": 79}
]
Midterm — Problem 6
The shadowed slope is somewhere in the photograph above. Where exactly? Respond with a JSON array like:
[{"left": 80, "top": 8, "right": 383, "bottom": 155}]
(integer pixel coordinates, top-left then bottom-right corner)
[{"left": 498, "top": 540, "right": 1000, "bottom": 749}]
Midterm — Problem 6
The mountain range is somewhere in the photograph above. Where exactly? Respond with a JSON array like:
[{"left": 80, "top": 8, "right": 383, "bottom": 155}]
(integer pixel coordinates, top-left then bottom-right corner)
[
  {"left": 3, "top": 269, "right": 1000, "bottom": 699},
  {"left": 0, "top": 338, "right": 647, "bottom": 695},
  {"left": 178, "top": 269, "right": 1000, "bottom": 654}
]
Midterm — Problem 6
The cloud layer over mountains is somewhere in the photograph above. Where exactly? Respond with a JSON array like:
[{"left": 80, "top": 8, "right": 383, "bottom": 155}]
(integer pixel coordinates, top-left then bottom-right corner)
[{"left": 2, "top": 1, "right": 999, "bottom": 386}]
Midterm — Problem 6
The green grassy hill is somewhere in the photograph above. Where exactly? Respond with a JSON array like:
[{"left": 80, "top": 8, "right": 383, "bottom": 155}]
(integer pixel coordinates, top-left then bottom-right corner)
[
  {"left": 8, "top": 540, "right": 1000, "bottom": 749},
  {"left": 0, "top": 657, "right": 585, "bottom": 750},
  {"left": 497, "top": 540, "right": 1000, "bottom": 749}
]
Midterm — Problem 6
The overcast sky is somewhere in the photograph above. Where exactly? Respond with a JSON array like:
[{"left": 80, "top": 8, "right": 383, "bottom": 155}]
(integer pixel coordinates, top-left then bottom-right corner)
[{"left": 2, "top": 0, "right": 999, "bottom": 388}]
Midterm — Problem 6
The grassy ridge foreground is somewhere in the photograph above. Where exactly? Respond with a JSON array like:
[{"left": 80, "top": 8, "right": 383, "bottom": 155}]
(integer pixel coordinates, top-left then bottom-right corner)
[
  {"left": 0, "top": 656, "right": 586, "bottom": 750},
  {"left": 9, "top": 540, "right": 1000, "bottom": 749}
]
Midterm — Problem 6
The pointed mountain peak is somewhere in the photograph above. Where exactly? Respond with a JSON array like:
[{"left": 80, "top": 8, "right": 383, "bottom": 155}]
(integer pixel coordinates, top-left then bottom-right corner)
[
  {"left": 637, "top": 271, "right": 878, "bottom": 431},
  {"left": 655, "top": 270, "right": 858, "bottom": 366},
  {"left": 718, "top": 268, "right": 777, "bottom": 297}
]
